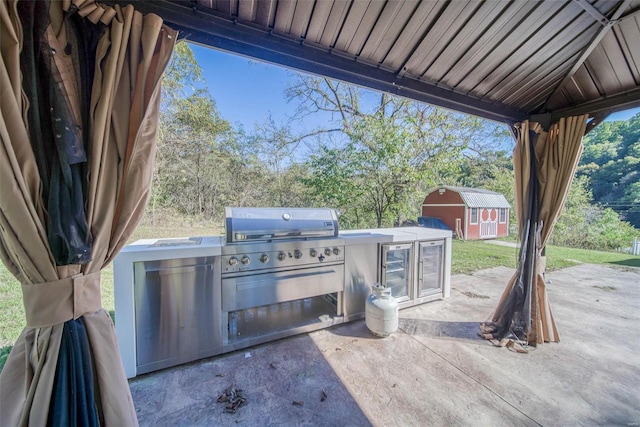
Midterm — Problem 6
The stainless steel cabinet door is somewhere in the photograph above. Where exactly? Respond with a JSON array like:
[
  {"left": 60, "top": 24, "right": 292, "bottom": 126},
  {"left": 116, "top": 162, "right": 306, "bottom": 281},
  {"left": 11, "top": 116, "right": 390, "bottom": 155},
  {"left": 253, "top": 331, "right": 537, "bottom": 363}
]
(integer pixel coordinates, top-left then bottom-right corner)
[{"left": 134, "top": 257, "right": 219, "bottom": 373}]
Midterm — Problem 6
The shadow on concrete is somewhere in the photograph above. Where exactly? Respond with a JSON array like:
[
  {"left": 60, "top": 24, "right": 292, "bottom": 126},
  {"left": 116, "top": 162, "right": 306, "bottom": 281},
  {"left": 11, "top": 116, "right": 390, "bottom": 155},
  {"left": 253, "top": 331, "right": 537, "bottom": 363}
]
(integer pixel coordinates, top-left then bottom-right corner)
[
  {"left": 607, "top": 258, "right": 640, "bottom": 267},
  {"left": 398, "top": 318, "right": 483, "bottom": 343},
  {"left": 128, "top": 333, "right": 371, "bottom": 426},
  {"left": 126, "top": 264, "right": 640, "bottom": 426},
  {"left": 325, "top": 319, "right": 381, "bottom": 341}
]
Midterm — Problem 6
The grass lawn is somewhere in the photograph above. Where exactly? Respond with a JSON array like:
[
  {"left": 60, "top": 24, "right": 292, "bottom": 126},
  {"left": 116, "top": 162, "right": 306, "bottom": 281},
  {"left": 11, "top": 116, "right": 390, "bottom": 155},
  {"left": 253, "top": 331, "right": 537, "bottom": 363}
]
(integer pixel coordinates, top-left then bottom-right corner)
[
  {"left": 452, "top": 239, "right": 639, "bottom": 274},
  {"left": 1, "top": 230, "right": 638, "bottom": 350}
]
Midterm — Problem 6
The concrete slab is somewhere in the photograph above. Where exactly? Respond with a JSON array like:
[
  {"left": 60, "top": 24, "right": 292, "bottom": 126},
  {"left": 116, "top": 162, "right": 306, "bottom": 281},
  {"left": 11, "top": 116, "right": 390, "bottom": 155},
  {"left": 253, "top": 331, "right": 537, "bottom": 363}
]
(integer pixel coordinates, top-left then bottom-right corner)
[{"left": 128, "top": 264, "right": 640, "bottom": 426}]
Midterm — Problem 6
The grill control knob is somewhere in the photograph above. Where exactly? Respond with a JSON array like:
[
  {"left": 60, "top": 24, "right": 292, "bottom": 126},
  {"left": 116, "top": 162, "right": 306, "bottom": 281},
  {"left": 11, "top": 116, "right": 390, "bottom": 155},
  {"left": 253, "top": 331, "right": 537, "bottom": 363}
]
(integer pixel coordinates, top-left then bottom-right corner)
[
  {"left": 310, "top": 249, "right": 318, "bottom": 257},
  {"left": 324, "top": 248, "right": 332, "bottom": 256},
  {"left": 333, "top": 247, "right": 341, "bottom": 256},
  {"left": 228, "top": 257, "right": 239, "bottom": 266},
  {"left": 260, "top": 254, "right": 270, "bottom": 263},
  {"left": 277, "top": 251, "right": 286, "bottom": 261},
  {"left": 241, "top": 256, "right": 251, "bottom": 265},
  {"left": 294, "top": 250, "right": 302, "bottom": 259}
]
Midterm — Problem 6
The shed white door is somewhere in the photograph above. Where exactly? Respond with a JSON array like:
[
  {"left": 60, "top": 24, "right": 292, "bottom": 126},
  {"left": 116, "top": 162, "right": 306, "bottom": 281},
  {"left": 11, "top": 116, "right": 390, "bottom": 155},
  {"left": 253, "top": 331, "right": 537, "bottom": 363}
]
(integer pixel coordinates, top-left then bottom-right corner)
[{"left": 479, "top": 208, "right": 498, "bottom": 238}]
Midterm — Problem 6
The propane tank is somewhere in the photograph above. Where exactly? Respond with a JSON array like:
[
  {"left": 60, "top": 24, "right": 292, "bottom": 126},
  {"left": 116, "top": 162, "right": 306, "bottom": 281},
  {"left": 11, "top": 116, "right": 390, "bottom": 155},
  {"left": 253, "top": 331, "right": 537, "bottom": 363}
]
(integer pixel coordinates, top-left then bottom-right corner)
[{"left": 365, "top": 283, "right": 399, "bottom": 337}]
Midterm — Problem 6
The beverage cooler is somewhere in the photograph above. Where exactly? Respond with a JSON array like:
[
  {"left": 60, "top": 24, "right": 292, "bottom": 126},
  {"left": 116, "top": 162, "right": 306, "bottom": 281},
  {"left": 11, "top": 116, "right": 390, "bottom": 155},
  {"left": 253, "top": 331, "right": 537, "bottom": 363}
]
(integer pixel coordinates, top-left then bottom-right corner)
[
  {"left": 381, "top": 243, "right": 413, "bottom": 306},
  {"left": 380, "top": 234, "right": 450, "bottom": 308},
  {"left": 416, "top": 240, "right": 445, "bottom": 302}
]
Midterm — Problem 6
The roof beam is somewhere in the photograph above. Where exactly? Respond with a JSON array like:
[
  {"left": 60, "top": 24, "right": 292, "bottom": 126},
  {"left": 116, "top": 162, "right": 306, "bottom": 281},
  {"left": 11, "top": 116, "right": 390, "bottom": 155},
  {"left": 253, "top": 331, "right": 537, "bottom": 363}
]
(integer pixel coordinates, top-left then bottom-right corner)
[
  {"left": 618, "top": 5, "right": 640, "bottom": 23},
  {"left": 584, "top": 111, "right": 610, "bottom": 135},
  {"left": 573, "top": 0, "right": 609, "bottom": 25},
  {"left": 550, "top": 86, "right": 640, "bottom": 121},
  {"left": 543, "top": 0, "right": 633, "bottom": 111},
  {"left": 119, "top": 0, "right": 527, "bottom": 125}
]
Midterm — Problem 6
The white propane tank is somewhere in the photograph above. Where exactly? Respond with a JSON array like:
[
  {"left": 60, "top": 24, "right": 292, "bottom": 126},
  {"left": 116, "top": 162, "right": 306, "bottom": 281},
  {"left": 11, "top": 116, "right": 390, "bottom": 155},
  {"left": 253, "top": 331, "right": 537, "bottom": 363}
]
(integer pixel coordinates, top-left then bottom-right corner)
[{"left": 365, "top": 283, "right": 399, "bottom": 337}]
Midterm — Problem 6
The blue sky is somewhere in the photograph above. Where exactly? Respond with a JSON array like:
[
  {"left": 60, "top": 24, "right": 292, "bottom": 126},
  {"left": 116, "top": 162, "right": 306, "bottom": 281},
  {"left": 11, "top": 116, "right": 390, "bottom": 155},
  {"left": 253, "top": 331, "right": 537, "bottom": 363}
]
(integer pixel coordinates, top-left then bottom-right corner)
[
  {"left": 191, "top": 44, "right": 640, "bottom": 132},
  {"left": 191, "top": 44, "right": 308, "bottom": 132}
]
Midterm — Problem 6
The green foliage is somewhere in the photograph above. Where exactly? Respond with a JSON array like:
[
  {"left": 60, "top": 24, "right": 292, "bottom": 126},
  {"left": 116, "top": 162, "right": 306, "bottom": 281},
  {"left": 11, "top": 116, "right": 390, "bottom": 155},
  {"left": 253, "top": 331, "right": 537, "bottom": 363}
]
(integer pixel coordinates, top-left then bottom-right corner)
[
  {"left": 578, "top": 113, "right": 640, "bottom": 227},
  {"left": 549, "top": 176, "right": 638, "bottom": 251},
  {"left": 0, "top": 346, "right": 12, "bottom": 373},
  {"left": 162, "top": 42, "right": 202, "bottom": 106}
]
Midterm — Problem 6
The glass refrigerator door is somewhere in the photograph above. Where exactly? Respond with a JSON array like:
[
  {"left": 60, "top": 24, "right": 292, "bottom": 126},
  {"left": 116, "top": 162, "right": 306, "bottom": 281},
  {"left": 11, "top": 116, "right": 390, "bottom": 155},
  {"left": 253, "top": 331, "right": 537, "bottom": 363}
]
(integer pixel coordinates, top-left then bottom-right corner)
[
  {"left": 418, "top": 240, "right": 444, "bottom": 297},
  {"left": 381, "top": 243, "right": 412, "bottom": 302}
]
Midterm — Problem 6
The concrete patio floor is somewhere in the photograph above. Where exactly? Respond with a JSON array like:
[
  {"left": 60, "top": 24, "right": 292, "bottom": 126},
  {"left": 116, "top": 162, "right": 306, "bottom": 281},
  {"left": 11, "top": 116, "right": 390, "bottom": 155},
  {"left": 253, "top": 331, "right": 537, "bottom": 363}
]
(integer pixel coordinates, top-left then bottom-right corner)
[{"left": 129, "top": 264, "right": 640, "bottom": 426}]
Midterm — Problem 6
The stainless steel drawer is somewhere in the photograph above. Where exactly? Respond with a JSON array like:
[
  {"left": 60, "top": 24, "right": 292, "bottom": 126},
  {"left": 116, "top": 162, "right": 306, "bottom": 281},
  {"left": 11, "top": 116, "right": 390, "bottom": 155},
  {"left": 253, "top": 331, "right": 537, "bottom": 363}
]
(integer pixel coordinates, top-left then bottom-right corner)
[{"left": 222, "top": 264, "right": 344, "bottom": 312}]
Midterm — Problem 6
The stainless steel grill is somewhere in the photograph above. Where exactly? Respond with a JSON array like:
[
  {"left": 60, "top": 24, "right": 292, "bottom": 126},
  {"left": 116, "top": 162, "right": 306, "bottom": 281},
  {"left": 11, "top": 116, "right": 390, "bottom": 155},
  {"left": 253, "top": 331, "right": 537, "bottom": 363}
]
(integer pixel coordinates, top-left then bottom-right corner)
[{"left": 220, "top": 207, "right": 345, "bottom": 350}]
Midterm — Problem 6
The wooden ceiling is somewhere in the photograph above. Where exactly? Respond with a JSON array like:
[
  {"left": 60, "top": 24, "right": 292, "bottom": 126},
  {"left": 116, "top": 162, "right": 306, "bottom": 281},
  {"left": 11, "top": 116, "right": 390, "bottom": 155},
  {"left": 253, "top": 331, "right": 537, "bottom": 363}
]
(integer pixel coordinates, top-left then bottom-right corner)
[{"left": 129, "top": 0, "right": 640, "bottom": 125}]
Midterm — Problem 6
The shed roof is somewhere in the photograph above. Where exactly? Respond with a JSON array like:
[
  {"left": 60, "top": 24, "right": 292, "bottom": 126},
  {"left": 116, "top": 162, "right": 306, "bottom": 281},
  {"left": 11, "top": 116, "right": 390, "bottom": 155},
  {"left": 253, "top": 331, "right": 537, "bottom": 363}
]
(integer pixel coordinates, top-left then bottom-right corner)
[
  {"left": 437, "top": 186, "right": 511, "bottom": 209},
  {"left": 130, "top": 0, "right": 640, "bottom": 126}
]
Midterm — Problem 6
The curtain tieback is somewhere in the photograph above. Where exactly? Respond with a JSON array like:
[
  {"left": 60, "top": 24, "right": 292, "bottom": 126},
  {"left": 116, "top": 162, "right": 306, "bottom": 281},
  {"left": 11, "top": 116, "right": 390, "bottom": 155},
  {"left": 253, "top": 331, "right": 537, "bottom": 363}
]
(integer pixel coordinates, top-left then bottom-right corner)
[{"left": 21, "top": 272, "right": 102, "bottom": 328}]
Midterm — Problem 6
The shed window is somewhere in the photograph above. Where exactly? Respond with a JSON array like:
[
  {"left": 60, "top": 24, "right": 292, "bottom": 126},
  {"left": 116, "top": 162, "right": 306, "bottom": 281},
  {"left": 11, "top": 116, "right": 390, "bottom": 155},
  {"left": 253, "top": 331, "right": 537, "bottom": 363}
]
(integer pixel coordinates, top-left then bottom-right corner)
[
  {"left": 470, "top": 208, "right": 478, "bottom": 224},
  {"left": 499, "top": 208, "right": 506, "bottom": 223}
]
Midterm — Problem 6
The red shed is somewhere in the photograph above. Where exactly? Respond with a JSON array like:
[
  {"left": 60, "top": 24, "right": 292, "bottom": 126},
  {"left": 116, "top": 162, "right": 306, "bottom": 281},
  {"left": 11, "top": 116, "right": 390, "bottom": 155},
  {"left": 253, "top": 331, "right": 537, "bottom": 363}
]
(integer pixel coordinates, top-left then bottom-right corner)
[{"left": 421, "top": 186, "right": 510, "bottom": 240}]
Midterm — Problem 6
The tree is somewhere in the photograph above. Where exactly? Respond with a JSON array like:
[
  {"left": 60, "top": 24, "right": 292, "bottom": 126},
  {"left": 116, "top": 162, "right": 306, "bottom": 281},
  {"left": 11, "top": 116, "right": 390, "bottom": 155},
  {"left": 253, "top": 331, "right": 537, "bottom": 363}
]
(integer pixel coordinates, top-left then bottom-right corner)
[
  {"left": 251, "top": 115, "right": 314, "bottom": 207},
  {"left": 578, "top": 113, "right": 640, "bottom": 227},
  {"left": 289, "top": 75, "right": 498, "bottom": 228},
  {"left": 156, "top": 42, "right": 234, "bottom": 220},
  {"left": 549, "top": 175, "right": 638, "bottom": 250}
]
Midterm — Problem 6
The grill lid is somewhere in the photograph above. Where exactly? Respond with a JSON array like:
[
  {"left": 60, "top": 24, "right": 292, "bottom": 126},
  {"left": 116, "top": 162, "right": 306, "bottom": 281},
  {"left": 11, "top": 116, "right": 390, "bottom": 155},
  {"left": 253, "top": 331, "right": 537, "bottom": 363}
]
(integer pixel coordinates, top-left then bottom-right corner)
[{"left": 225, "top": 207, "right": 339, "bottom": 243}]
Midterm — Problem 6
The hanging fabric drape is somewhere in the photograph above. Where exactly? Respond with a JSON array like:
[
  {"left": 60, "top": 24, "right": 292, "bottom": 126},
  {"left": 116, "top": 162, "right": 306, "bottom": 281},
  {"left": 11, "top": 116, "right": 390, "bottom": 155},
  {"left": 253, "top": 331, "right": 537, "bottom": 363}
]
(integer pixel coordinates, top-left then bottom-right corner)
[
  {"left": 480, "top": 115, "right": 588, "bottom": 347},
  {"left": 0, "top": 0, "right": 176, "bottom": 425}
]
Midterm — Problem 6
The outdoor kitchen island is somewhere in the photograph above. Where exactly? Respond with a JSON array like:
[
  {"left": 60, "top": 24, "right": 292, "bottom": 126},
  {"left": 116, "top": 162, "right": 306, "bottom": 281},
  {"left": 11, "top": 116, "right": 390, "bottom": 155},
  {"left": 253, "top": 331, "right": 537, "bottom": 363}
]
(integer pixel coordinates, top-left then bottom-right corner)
[{"left": 114, "top": 209, "right": 451, "bottom": 378}]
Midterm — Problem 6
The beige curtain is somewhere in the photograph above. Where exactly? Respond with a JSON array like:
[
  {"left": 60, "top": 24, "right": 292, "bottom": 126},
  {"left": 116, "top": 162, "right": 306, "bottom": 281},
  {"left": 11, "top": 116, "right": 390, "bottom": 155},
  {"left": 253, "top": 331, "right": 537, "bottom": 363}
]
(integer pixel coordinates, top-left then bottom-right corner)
[
  {"left": 480, "top": 115, "right": 588, "bottom": 346},
  {"left": 0, "top": 1, "right": 176, "bottom": 425},
  {"left": 533, "top": 115, "right": 587, "bottom": 342}
]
